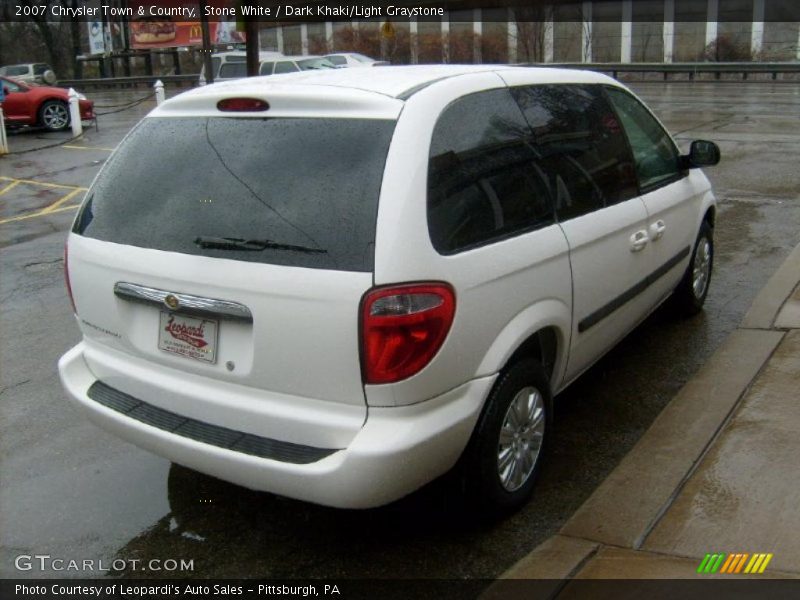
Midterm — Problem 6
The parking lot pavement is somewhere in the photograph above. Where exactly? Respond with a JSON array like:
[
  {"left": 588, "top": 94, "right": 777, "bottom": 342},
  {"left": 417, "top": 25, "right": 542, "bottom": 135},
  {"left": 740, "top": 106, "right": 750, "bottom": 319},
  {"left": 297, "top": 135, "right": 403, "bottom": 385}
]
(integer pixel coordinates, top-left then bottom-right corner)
[
  {"left": 2, "top": 82, "right": 800, "bottom": 581},
  {"left": 0, "top": 89, "right": 168, "bottom": 247},
  {"left": 501, "top": 243, "right": 800, "bottom": 580}
]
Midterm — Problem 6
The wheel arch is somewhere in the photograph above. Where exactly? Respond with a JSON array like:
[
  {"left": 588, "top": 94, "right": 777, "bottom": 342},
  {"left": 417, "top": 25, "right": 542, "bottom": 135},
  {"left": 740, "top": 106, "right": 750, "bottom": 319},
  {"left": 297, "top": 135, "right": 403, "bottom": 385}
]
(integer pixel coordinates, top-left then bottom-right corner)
[
  {"left": 36, "top": 96, "right": 70, "bottom": 126},
  {"left": 703, "top": 204, "right": 716, "bottom": 229},
  {"left": 476, "top": 299, "right": 571, "bottom": 391}
]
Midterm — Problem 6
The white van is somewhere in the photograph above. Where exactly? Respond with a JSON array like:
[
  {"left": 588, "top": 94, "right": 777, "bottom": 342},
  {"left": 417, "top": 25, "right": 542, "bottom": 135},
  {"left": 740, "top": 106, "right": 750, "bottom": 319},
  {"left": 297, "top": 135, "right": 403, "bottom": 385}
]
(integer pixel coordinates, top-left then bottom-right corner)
[
  {"left": 59, "top": 66, "right": 719, "bottom": 513},
  {"left": 198, "top": 51, "right": 284, "bottom": 85}
]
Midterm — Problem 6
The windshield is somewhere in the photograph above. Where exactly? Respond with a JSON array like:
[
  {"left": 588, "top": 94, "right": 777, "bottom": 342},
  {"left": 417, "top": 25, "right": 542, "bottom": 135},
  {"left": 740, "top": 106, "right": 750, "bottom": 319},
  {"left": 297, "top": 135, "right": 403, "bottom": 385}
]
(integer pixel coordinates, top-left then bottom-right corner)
[
  {"left": 297, "top": 58, "right": 336, "bottom": 70},
  {"left": 73, "top": 117, "right": 396, "bottom": 272}
]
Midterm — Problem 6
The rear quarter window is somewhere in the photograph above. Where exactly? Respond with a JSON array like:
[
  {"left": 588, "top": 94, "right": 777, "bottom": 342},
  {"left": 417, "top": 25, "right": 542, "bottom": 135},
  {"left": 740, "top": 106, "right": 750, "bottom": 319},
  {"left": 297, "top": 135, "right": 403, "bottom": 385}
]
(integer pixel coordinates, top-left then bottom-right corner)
[
  {"left": 74, "top": 117, "right": 396, "bottom": 272},
  {"left": 427, "top": 88, "right": 556, "bottom": 254}
]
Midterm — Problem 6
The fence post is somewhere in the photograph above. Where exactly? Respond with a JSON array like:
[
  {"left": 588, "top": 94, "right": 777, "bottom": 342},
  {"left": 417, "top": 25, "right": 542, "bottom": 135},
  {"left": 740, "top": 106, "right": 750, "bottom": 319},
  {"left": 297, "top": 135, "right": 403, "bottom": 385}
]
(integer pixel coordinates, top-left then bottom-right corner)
[
  {"left": 0, "top": 107, "right": 8, "bottom": 155},
  {"left": 68, "top": 88, "right": 82, "bottom": 137},
  {"left": 154, "top": 80, "right": 165, "bottom": 105}
]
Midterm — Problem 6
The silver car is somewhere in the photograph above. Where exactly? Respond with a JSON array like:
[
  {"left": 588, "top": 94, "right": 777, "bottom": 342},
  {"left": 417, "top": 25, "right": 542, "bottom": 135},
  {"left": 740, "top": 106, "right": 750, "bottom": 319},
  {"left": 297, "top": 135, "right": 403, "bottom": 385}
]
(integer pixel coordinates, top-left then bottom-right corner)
[{"left": 0, "top": 63, "right": 56, "bottom": 85}]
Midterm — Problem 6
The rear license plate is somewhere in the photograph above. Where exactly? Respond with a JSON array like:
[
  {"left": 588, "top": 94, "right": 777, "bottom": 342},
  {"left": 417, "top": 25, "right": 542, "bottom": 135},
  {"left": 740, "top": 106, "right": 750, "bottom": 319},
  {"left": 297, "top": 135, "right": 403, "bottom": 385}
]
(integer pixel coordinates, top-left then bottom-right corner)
[{"left": 158, "top": 311, "right": 218, "bottom": 364}]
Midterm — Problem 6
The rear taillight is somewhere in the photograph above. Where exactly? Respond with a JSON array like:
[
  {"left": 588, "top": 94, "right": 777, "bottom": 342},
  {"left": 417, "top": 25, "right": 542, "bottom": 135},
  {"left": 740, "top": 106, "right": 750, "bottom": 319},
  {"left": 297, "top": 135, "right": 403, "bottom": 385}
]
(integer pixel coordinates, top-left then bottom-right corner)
[
  {"left": 64, "top": 242, "right": 76, "bottom": 314},
  {"left": 360, "top": 283, "right": 456, "bottom": 385}
]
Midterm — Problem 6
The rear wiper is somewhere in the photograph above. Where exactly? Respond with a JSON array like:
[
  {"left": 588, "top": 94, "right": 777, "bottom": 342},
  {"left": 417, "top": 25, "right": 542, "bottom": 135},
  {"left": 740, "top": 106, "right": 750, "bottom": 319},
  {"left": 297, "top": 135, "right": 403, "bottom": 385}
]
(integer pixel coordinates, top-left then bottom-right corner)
[{"left": 194, "top": 236, "right": 327, "bottom": 254}]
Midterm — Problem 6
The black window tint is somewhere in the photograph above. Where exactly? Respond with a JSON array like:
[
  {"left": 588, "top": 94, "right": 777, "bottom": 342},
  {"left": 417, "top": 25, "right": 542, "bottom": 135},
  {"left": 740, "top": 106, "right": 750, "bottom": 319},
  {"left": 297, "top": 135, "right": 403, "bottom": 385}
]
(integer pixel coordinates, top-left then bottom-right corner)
[
  {"left": 274, "top": 62, "right": 299, "bottom": 74},
  {"left": 219, "top": 62, "right": 247, "bottom": 78},
  {"left": 428, "top": 88, "right": 555, "bottom": 254},
  {"left": 34, "top": 64, "right": 49, "bottom": 75},
  {"left": 511, "top": 84, "right": 639, "bottom": 222},
  {"left": 605, "top": 87, "right": 681, "bottom": 191},
  {"left": 259, "top": 62, "right": 275, "bottom": 75},
  {"left": 74, "top": 117, "right": 396, "bottom": 272}
]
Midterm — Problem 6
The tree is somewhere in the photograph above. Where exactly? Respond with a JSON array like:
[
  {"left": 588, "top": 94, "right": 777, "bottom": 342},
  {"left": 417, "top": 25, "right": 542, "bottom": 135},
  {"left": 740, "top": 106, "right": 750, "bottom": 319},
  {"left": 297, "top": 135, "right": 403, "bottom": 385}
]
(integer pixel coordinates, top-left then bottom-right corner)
[
  {"left": 702, "top": 34, "right": 753, "bottom": 62},
  {"left": 510, "top": 5, "right": 554, "bottom": 63},
  {"left": 8, "top": 0, "right": 85, "bottom": 78}
]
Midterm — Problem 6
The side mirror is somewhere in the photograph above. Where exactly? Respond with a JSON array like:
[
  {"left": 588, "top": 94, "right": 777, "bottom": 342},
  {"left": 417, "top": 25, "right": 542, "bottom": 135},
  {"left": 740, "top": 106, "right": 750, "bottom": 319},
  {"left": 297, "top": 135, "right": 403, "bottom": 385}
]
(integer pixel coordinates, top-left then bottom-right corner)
[{"left": 684, "top": 140, "right": 720, "bottom": 168}]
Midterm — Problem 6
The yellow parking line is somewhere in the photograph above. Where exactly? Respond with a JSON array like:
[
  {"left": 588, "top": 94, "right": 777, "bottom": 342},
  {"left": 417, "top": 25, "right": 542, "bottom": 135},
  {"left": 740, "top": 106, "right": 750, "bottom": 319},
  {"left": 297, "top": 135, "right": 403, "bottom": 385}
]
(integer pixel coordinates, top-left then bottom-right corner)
[
  {"left": 63, "top": 144, "right": 116, "bottom": 152},
  {"left": 0, "top": 203, "right": 81, "bottom": 225},
  {"left": 0, "top": 180, "right": 21, "bottom": 196},
  {"left": 41, "top": 188, "right": 85, "bottom": 214},
  {"left": 0, "top": 176, "right": 89, "bottom": 191}
]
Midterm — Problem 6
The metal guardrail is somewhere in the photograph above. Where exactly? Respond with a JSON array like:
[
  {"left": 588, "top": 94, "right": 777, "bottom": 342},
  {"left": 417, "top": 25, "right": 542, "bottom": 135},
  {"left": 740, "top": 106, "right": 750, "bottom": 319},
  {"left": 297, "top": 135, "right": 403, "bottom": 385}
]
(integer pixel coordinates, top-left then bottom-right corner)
[
  {"left": 57, "top": 62, "right": 800, "bottom": 89},
  {"left": 531, "top": 62, "right": 800, "bottom": 81},
  {"left": 58, "top": 74, "right": 198, "bottom": 90}
]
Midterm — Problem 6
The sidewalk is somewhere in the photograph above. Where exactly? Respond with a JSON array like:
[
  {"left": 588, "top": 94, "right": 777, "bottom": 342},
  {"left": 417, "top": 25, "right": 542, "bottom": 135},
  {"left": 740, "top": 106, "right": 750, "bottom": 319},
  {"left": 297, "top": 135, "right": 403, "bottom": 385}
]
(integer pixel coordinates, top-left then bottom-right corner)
[{"left": 501, "top": 242, "right": 800, "bottom": 581}]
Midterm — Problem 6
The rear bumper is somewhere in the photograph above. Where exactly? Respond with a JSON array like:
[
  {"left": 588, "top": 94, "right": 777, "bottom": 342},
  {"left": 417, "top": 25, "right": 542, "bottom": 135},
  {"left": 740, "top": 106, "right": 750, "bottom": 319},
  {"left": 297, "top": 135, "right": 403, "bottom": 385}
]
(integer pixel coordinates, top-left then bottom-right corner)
[{"left": 59, "top": 342, "right": 495, "bottom": 508}]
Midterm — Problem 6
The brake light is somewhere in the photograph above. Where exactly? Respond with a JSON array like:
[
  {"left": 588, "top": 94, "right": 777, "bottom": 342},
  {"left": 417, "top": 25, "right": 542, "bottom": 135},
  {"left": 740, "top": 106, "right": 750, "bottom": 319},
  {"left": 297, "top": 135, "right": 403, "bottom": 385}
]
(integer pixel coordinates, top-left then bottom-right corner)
[
  {"left": 64, "top": 242, "right": 76, "bottom": 314},
  {"left": 360, "top": 283, "right": 456, "bottom": 384},
  {"left": 217, "top": 98, "right": 269, "bottom": 112}
]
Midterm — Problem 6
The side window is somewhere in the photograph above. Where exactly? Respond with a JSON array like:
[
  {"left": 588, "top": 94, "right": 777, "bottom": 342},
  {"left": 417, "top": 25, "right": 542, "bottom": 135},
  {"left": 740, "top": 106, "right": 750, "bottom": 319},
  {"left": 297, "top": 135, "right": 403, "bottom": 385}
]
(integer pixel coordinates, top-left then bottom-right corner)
[
  {"left": 327, "top": 55, "right": 346, "bottom": 65},
  {"left": 219, "top": 62, "right": 246, "bottom": 78},
  {"left": 274, "top": 62, "right": 299, "bottom": 74},
  {"left": 605, "top": 87, "right": 681, "bottom": 191},
  {"left": 427, "top": 88, "right": 555, "bottom": 254},
  {"left": 259, "top": 62, "right": 275, "bottom": 75},
  {"left": 511, "top": 84, "right": 639, "bottom": 222}
]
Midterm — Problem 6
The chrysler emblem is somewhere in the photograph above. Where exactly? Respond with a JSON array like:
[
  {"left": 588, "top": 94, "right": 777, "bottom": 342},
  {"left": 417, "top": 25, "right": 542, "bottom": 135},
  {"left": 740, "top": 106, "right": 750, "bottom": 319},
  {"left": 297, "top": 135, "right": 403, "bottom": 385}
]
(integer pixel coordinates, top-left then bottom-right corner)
[{"left": 164, "top": 294, "right": 180, "bottom": 310}]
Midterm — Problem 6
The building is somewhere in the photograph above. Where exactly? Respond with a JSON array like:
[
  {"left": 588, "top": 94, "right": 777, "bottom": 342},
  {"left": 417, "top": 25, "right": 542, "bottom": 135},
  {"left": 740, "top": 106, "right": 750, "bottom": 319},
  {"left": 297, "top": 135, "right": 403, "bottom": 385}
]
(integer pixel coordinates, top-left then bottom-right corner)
[{"left": 260, "top": 0, "right": 799, "bottom": 64}]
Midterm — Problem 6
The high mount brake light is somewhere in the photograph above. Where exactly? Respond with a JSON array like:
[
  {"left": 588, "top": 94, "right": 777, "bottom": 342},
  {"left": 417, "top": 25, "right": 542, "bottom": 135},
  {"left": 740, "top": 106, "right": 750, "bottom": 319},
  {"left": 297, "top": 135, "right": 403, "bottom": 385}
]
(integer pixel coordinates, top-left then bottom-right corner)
[
  {"left": 217, "top": 98, "right": 270, "bottom": 112},
  {"left": 360, "top": 283, "right": 456, "bottom": 385}
]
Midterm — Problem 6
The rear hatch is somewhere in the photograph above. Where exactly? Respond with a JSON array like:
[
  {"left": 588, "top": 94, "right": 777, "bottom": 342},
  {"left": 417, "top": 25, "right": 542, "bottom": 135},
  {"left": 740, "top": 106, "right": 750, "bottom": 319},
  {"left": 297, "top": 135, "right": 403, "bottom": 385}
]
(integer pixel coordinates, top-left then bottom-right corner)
[{"left": 68, "top": 111, "right": 396, "bottom": 444}]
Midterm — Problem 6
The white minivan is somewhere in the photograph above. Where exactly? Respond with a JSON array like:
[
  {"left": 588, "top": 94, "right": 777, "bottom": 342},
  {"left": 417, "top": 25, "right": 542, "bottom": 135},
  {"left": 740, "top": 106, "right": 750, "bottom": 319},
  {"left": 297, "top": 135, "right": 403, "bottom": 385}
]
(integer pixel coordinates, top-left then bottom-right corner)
[{"left": 59, "top": 66, "right": 719, "bottom": 513}]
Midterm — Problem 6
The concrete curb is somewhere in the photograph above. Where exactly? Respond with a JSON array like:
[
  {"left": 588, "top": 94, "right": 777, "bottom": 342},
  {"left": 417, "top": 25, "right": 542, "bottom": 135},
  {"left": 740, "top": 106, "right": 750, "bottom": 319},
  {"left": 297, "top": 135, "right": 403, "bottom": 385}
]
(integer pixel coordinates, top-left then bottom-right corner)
[
  {"left": 501, "top": 240, "right": 800, "bottom": 580},
  {"left": 742, "top": 241, "right": 800, "bottom": 330}
]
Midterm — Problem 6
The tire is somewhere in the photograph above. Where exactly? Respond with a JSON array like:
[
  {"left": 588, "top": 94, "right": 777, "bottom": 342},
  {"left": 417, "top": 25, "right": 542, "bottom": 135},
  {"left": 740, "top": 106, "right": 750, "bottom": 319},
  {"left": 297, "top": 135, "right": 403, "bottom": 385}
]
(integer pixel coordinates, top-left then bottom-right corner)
[
  {"left": 457, "top": 358, "right": 552, "bottom": 516},
  {"left": 673, "top": 221, "right": 713, "bottom": 316},
  {"left": 38, "top": 100, "right": 70, "bottom": 132}
]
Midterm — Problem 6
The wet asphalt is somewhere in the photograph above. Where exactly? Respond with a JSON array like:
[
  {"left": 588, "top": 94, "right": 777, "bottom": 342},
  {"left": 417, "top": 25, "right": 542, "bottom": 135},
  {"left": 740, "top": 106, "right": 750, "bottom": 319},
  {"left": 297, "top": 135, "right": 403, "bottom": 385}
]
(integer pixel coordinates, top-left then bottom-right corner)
[{"left": 1, "top": 81, "right": 799, "bottom": 581}]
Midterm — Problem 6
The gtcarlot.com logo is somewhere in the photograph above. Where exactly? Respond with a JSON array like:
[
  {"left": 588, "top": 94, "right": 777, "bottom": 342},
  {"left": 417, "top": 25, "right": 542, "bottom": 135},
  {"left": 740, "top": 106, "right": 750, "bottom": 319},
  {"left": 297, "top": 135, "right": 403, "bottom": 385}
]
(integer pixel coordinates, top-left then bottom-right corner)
[
  {"left": 697, "top": 552, "right": 774, "bottom": 575},
  {"left": 14, "top": 554, "right": 194, "bottom": 573}
]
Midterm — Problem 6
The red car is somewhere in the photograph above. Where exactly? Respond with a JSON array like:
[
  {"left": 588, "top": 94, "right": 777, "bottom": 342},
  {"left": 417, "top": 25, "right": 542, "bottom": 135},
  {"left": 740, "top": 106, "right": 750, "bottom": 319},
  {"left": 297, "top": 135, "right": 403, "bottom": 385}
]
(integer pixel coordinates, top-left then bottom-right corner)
[{"left": 1, "top": 76, "right": 95, "bottom": 132}]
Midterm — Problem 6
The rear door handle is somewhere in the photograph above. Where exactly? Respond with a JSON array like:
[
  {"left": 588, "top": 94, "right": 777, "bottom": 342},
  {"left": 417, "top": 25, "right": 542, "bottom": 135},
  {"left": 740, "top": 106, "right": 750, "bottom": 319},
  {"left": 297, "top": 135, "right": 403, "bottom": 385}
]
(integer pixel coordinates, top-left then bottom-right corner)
[
  {"left": 630, "top": 230, "right": 649, "bottom": 252},
  {"left": 650, "top": 220, "right": 666, "bottom": 241}
]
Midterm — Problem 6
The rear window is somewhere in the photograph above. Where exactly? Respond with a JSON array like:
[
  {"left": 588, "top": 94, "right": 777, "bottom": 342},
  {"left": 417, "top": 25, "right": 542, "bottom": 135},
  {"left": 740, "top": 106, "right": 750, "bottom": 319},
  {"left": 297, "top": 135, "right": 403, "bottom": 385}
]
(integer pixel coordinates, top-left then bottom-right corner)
[
  {"left": 73, "top": 117, "right": 396, "bottom": 272},
  {"left": 219, "top": 62, "right": 247, "bottom": 78}
]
